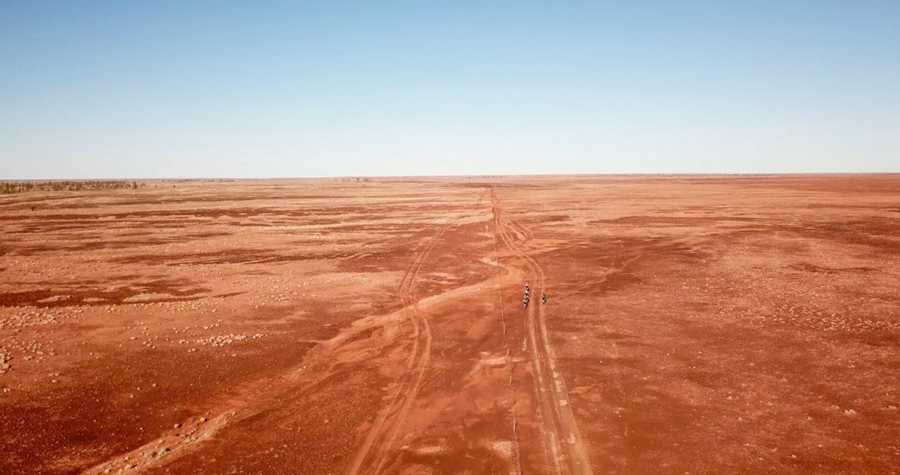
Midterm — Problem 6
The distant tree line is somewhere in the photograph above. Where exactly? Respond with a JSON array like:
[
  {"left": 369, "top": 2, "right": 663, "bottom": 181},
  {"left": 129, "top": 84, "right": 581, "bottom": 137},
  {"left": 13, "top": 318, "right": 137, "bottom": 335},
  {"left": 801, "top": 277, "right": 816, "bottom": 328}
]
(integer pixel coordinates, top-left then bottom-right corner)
[{"left": 0, "top": 181, "right": 144, "bottom": 194}]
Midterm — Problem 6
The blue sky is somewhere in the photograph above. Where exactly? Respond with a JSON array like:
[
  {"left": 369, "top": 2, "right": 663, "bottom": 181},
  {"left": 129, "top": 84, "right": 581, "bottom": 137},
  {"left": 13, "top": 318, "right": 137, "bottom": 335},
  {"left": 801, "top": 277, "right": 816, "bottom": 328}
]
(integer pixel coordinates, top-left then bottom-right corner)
[{"left": 1, "top": 1, "right": 898, "bottom": 178}]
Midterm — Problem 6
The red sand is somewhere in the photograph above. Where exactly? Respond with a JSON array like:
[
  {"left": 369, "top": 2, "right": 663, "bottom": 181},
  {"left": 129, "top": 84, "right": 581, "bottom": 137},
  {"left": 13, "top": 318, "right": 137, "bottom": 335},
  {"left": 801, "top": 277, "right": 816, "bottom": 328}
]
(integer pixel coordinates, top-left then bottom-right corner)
[{"left": 1, "top": 175, "right": 899, "bottom": 474}]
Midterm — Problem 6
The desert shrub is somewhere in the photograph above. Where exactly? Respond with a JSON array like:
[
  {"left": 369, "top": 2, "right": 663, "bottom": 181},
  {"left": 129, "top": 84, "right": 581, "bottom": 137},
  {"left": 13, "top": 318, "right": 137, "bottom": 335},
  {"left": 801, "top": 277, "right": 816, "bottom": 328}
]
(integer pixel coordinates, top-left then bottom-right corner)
[{"left": 0, "top": 181, "right": 145, "bottom": 194}]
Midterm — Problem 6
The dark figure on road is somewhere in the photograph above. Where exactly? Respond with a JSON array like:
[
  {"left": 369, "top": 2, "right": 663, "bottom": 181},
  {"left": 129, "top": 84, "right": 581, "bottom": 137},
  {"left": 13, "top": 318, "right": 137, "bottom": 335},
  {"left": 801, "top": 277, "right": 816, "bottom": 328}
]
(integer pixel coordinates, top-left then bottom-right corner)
[{"left": 541, "top": 293, "right": 547, "bottom": 304}]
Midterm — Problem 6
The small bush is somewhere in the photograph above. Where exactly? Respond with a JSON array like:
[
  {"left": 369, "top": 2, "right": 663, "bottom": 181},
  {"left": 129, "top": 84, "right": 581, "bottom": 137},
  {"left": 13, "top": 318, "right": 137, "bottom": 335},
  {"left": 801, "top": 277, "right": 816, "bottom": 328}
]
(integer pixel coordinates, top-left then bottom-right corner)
[{"left": 0, "top": 181, "right": 145, "bottom": 194}]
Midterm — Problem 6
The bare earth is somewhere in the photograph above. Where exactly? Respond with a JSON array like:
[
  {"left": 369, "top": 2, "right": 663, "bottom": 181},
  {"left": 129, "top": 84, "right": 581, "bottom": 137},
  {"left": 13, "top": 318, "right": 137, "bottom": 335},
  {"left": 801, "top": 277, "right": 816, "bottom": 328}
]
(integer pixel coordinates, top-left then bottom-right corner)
[{"left": 1, "top": 175, "right": 899, "bottom": 475}]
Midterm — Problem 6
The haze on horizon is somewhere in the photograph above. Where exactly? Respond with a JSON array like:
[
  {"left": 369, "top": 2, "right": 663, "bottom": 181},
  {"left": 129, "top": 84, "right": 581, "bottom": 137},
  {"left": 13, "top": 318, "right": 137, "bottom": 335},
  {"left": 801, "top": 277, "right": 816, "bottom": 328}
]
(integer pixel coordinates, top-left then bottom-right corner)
[{"left": 1, "top": 1, "right": 899, "bottom": 179}]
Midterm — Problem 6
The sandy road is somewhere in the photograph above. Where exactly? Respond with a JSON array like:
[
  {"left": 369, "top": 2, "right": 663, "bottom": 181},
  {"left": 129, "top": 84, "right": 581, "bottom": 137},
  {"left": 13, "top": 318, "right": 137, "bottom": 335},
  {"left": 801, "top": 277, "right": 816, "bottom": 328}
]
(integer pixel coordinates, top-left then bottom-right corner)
[
  {"left": 491, "top": 186, "right": 594, "bottom": 475},
  {"left": 488, "top": 199, "right": 526, "bottom": 475},
  {"left": 79, "top": 192, "right": 592, "bottom": 475},
  {"left": 347, "top": 220, "right": 455, "bottom": 475},
  {"left": 82, "top": 219, "right": 457, "bottom": 475}
]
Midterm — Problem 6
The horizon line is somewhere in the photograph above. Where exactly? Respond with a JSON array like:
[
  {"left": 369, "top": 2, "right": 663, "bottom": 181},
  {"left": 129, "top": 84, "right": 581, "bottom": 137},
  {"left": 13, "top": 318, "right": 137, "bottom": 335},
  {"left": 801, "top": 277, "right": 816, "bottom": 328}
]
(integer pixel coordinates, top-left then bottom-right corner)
[{"left": 3, "top": 171, "right": 900, "bottom": 182}]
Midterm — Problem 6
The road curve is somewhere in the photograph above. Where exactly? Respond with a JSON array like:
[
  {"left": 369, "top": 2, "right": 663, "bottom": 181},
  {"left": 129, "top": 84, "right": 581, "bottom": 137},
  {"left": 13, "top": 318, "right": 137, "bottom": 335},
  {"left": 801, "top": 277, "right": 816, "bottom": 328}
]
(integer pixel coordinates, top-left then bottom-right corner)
[{"left": 347, "top": 220, "right": 454, "bottom": 475}]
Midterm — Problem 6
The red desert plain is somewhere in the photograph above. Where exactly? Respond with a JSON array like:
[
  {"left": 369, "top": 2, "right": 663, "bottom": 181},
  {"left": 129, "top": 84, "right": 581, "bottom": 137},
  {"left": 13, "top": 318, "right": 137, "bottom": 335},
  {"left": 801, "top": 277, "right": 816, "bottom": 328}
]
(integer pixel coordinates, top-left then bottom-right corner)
[{"left": 1, "top": 175, "right": 899, "bottom": 475}]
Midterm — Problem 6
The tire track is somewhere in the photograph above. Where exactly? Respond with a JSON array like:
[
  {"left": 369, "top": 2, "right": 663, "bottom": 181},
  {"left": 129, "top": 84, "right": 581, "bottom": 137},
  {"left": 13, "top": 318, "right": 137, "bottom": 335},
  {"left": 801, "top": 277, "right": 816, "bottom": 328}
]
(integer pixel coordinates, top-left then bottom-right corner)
[
  {"left": 347, "top": 220, "right": 454, "bottom": 475},
  {"left": 490, "top": 186, "right": 594, "bottom": 475},
  {"left": 84, "top": 220, "right": 461, "bottom": 475},
  {"left": 488, "top": 198, "right": 525, "bottom": 475}
]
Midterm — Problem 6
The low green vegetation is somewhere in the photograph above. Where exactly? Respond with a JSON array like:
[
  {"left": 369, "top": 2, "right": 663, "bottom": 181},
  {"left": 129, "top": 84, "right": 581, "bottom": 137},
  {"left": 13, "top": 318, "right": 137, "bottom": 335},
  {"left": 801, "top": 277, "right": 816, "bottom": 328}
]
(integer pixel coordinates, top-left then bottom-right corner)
[{"left": 0, "top": 181, "right": 144, "bottom": 194}]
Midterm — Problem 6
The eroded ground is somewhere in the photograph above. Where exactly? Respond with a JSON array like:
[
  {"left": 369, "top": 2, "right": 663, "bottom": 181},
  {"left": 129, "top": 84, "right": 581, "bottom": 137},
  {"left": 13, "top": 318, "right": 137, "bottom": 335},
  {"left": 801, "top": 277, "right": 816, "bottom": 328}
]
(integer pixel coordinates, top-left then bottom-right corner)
[{"left": 1, "top": 175, "right": 899, "bottom": 474}]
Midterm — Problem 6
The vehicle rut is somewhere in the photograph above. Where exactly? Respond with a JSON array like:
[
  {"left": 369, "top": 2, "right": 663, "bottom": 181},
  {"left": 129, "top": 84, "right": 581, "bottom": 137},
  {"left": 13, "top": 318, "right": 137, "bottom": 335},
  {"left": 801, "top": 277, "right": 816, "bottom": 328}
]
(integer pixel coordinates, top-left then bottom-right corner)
[
  {"left": 347, "top": 220, "right": 454, "bottom": 475},
  {"left": 490, "top": 186, "right": 594, "bottom": 475}
]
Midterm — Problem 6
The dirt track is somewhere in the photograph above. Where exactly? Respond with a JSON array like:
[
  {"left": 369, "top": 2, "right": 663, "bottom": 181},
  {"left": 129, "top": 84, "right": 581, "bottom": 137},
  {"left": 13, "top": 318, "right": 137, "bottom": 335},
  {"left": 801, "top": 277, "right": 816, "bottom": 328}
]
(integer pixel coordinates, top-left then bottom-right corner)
[
  {"left": 1, "top": 175, "right": 900, "bottom": 474},
  {"left": 491, "top": 187, "right": 592, "bottom": 475}
]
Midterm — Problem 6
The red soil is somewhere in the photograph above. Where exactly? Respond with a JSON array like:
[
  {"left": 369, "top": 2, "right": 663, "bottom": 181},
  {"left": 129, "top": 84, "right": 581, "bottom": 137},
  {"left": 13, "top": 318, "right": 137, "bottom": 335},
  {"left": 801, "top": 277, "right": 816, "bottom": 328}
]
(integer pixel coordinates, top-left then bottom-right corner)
[{"left": 1, "top": 175, "right": 899, "bottom": 474}]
